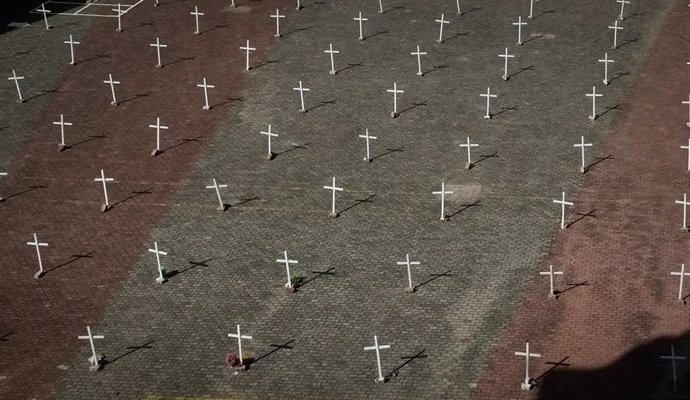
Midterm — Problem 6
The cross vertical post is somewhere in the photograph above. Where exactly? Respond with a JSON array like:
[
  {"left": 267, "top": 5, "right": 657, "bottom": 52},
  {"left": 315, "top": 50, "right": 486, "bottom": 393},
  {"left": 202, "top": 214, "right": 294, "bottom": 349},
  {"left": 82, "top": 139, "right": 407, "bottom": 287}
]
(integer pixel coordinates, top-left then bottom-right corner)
[
  {"left": 480, "top": 87, "right": 497, "bottom": 119},
  {"left": 27, "top": 233, "right": 48, "bottom": 278},
  {"left": 205, "top": 178, "right": 228, "bottom": 211},
  {"left": 681, "top": 95, "right": 690, "bottom": 127},
  {"left": 358, "top": 128, "right": 377, "bottom": 162},
  {"left": 324, "top": 43, "right": 339, "bottom": 75},
  {"left": 240, "top": 40, "right": 256, "bottom": 71},
  {"left": 293, "top": 81, "right": 310, "bottom": 113},
  {"left": 323, "top": 177, "right": 343, "bottom": 218},
  {"left": 513, "top": 16, "right": 527, "bottom": 45},
  {"left": 515, "top": 342, "right": 541, "bottom": 389},
  {"left": 574, "top": 136, "right": 592, "bottom": 173},
  {"left": 260, "top": 124, "right": 278, "bottom": 160},
  {"left": 112, "top": 3, "right": 122, "bottom": 32},
  {"left": 411, "top": 45, "right": 427, "bottom": 76},
  {"left": 37, "top": 3, "right": 52, "bottom": 30},
  {"left": 0, "top": 172, "right": 7, "bottom": 202},
  {"left": 271, "top": 9, "right": 284, "bottom": 37},
  {"left": 197, "top": 78, "right": 214, "bottom": 110},
  {"left": 499, "top": 47, "right": 514, "bottom": 80},
  {"left": 78, "top": 326, "right": 105, "bottom": 371},
  {"left": 617, "top": 0, "right": 631, "bottom": 20},
  {"left": 552, "top": 191, "right": 574, "bottom": 229},
  {"left": 459, "top": 137, "right": 479, "bottom": 169},
  {"left": 539, "top": 265, "right": 563, "bottom": 299},
  {"left": 387, "top": 82, "right": 403, "bottom": 118},
  {"left": 103, "top": 74, "right": 120, "bottom": 106},
  {"left": 364, "top": 335, "right": 391, "bottom": 383},
  {"left": 8, "top": 70, "right": 25, "bottom": 103},
  {"left": 150, "top": 37, "right": 167, "bottom": 68},
  {"left": 148, "top": 117, "right": 168, "bottom": 156},
  {"left": 227, "top": 325, "right": 253, "bottom": 365},
  {"left": 397, "top": 253, "right": 420, "bottom": 293},
  {"left": 660, "top": 345, "right": 686, "bottom": 391},
  {"left": 609, "top": 20, "right": 623, "bottom": 49},
  {"left": 598, "top": 53, "right": 614, "bottom": 85},
  {"left": 53, "top": 114, "right": 73, "bottom": 151},
  {"left": 435, "top": 14, "right": 449, "bottom": 43},
  {"left": 681, "top": 139, "right": 690, "bottom": 172},
  {"left": 64, "top": 35, "right": 80, "bottom": 65},
  {"left": 94, "top": 169, "right": 114, "bottom": 212},
  {"left": 586, "top": 86, "right": 602, "bottom": 121},
  {"left": 277, "top": 251, "right": 298, "bottom": 289},
  {"left": 191, "top": 6, "right": 203, "bottom": 35},
  {"left": 432, "top": 182, "right": 453, "bottom": 221},
  {"left": 148, "top": 241, "right": 169, "bottom": 283},
  {"left": 671, "top": 264, "right": 690, "bottom": 304},
  {"left": 354, "top": 12, "right": 367, "bottom": 40}
]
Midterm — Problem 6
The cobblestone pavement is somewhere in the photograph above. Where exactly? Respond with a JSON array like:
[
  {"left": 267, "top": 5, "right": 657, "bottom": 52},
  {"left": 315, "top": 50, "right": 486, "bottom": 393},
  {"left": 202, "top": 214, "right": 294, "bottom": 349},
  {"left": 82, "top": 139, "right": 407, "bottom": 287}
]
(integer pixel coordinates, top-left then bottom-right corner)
[{"left": 0, "top": 0, "right": 683, "bottom": 399}]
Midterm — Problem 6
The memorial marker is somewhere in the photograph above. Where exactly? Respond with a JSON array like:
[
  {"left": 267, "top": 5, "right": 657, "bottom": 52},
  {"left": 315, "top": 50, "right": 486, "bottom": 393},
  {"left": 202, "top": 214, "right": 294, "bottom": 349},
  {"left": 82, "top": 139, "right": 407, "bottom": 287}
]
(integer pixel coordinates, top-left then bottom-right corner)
[
  {"left": 354, "top": 12, "right": 367, "bottom": 40},
  {"left": 432, "top": 182, "right": 453, "bottom": 221},
  {"left": 411, "top": 45, "right": 427, "bottom": 76},
  {"left": 586, "top": 86, "right": 602, "bottom": 121},
  {"left": 324, "top": 43, "right": 339, "bottom": 74},
  {"left": 456, "top": 0, "right": 462, "bottom": 15},
  {"left": 515, "top": 342, "right": 541, "bottom": 390},
  {"left": 293, "top": 81, "right": 310, "bottom": 113},
  {"left": 397, "top": 253, "right": 420, "bottom": 293},
  {"left": 197, "top": 78, "right": 214, "bottom": 110},
  {"left": 205, "top": 178, "right": 228, "bottom": 211},
  {"left": 0, "top": 172, "right": 6, "bottom": 202},
  {"left": 608, "top": 20, "right": 623, "bottom": 49},
  {"left": 227, "top": 325, "right": 253, "bottom": 366},
  {"left": 112, "top": 3, "right": 123, "bottom": 32},
  {"left": 574, "top": 136, "right": 592, "bottom": 173},
  {"left": 480, "top": 87, "right": 497, "bottom": 119},
  {"left": 95, "top": 169, "right": 114, "bottom": 212},
  {"left": 539, "top": 265, "right": 563, "bottom": 299},
  {"left": 513, "top": 16, "right": 527, "bottom": 45},
  {"left": 617, "top": 0, "right": 631, "bottom": 20},
  {"left": 528, "top": 0, "right": 537, "bottom": 19},
  {"left": 277, "top": 250, "right": 298, "bottom": 290},
  {"left": 64, "top": 35, "right": 80, "bottom": 65},
  {"left": 148, "top": 117, "right": 168, "bottom": 156},
  {"left": 8, "top": 70, "right": 25, "bottom": 103},
  {"left": 53, "top": 114, "right": 72, "bottom": 151},
  {"left": 660, "top": 345, "right": 686, "bottom": 390},
  {"left": 148, "top": 241, "right": 168, "bottom": 283},
  {"left": 553, "top": 191, "right": 573, "bottom": 229},
  {"left": 323, "top": 177, "right": 343, "bottom": 218},
  {"left": 675, "top": 193, "right": 689, "bottom": 232},
  {"left": 681, "top": 139, "right": 690, "bottom": 172},
  {"left": 364, "top": 335, "right": 391, "bottom": 383},
  {"left": 671, "top": 264, "right": 690, "bottom": 304},
  {"left": 682, "top": 95, "right": 690, "bottom": 127},
  {"left": 358, "top": 128, "right": 377, "bottom": 162},
  {"left": 103, "top": 74, "right": 120, "bottom": 106},
  {"left": 150, "top": 37, "right": 167, "bottom": 68},
  {"left": 387, "top": 82, "right": 403, "bottom": 118},
  {"left": 378, "top": 0, "right": 384, "bottom": 14},
  {"left": 240, "top": 40, "right": 256, "bottom": 71},
  {"left": 499, "top": 47, "right": 514, "bottom": 80},
  {"left": 191, "top": 6, "right": 204, "bottom": 35},
  {"left": 296, "top": 0, "right": 301, "bottom": 10},
  {"left": 78, "top": 326, "right": 105, "bottom": 371},
  {"left": 27, "top": 233, "right": 48, "bottom": 279},
  {"left": 598, "top": 53, "right": 614, "bottom": 85},
  {"left": 435, "top": 14, "right": 449, "bottom": 43},
  {"left": 260, "top": 124, "right": 278, "bottom": 160},
  {"left": 271, "top": 9, "right": 285, "bottom": 37},
  {"left": 37, "top": 3, "right": 52, "bottom": 30},
  {"left": 459, "top": 137, "right": 479, "bottom": 170}
]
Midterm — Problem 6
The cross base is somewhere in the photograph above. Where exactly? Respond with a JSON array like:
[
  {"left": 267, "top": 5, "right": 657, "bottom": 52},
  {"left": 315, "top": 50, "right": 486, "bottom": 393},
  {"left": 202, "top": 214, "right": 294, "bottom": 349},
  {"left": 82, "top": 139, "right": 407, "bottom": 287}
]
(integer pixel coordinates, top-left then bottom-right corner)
[
  {"left": 580, "top": 166, "right": 586, "bottom": 174},
  {"left": 155, "top": 276, "right": 167, "bottom": 284},
  {"left": 194, "top": 31, "right": 200, "bottom": 35},
  {"left": 612, "top": 45, "right": 618, "bottom": 50},
  {"left": 329, "top": 70, "right": 336, "bottom": 75},
  {"left": 329, "top": 212, "right": 339, "bottom": 218},
  {"left": 45, "top": 26, "right": 53, "bottom": 30},
  {"left": 437, "top": 39, "right": 443, "bottom": 44},
  {"left": 245, "top": 67, "right": 252, "bottom": 71},
  {"left": 58, "top": 144, "right": 69, "bottom": 152},
  {"left": 618, "top": 16, "right": 624, "bottom": 21},
  {"left": 378, "top": 10, "right": 383, "bottom": 14},
  {"left": 101, "top": 204, "right": 111, "bottom": 212},
  {"left": 154, "top": 2, "right": 159, "bottom": 6},
  {"left": 156, "top": 64, "right": 162, "bottom": 69},
  {"left": 0, "top": 197, "right": 5, "bottom": 203},
  {"left": 217, "top": 205, "right": 229, "bottom": 212},
  {"left": 589, "top": 115, "right": 597, "bottom": 121},
  {"left": 517, "top": 42, "right": 523, "bottom": 46},
  {"left": 521, "top": 378, "right": 536, "bottom": 390},
  {"left": 70, "top": 62, "right": 75, "bottom": 66},
  {"left": 17, "top": 99, "right": 25, "bottom": 104},
  {"left": 116, "top": 28, "right": 122, "bottom": 33},
  {"left": 274, "top": 34, "right": 281, "bottom": 38},
  {"left": 681, "top": 227, "right": 689, "bottom": 233},
  {"left": 528, "top": 16, "right": 533, "bottom": 19},
  {"left": 440, "top": 216, "right": 448, "bottom": 221},
  {"left": 390, "top": 112, "right": 398, "bottom": 118},
  {"left": 233, "top": 363, "right": 247, "bottom": 372},
  {"left": 484, "top": 114, "right": 492, "bottom": 119},
  {"left": 266, "top": 152, "right": 275, "bottom": 160},
  {"left": 110, "top": 101, "right": 118, "bottom": 106},
  {"left": 285, "top": 285, "right": 296, "bottom": 293},
  {"left": 202, "top": 105, "right": 211, "bottom": 110},
  {"left": 677, "top": 299, "right": 686, "bottom": 305},
  {"left": 685, "top": 122, "right": 690, "bottom": 128},
  {"left": 417, "top": 72, "right": 423, "bottom": 76},
  {"left": 548, "top": 292, "right": 558, "bottom": 299},
  {"left": 603, "top": 79, "right": 609, "bottom": 85},
  {"left": 34, "top": 271, "right": 45, "bottom": 279},
  {"left": 364, "top": 157, "right": 372, "bottom": 163},
  {"left": 358, "top": 37, "right": 364, "bottom": 41},
  {"left": 375, "top": 376, "right": 388, "bottom": 383},
  {"left": 88, "top": 355, "right": 103, "bottom": 372},
  {"left": 465, "top": 161, "right": 474, "bottom": 170},
  {"left": 404, "top": 286, "right": 415, "bottom": 294},
  {"left": 502, "top": 75, "right": 508, "bottom": 81},
  {"left": 299, "top": 109, "right": 306, "bottom": 113},
  {"left": 151, "top": 149, "right": 161, "bottom": 156}
]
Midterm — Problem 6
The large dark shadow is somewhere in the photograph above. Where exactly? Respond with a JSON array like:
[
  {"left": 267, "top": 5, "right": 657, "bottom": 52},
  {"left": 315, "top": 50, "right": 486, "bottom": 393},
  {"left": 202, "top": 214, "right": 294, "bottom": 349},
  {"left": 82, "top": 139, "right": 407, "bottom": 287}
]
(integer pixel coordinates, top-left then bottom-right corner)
[{"left": 0, "top": 0, "right": 51, "bottom": 35}]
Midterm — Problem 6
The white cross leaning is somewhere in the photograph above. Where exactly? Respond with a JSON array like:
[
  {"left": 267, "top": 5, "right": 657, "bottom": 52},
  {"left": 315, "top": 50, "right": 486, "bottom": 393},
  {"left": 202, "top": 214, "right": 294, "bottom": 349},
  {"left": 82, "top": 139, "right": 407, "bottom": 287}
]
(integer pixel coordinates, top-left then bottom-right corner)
[
  {"left": 205, "top": 178, "right": 228, "bottom": 211},
  {"left": 277, "top": 250, "right": 298, "bottom": 288},
  {"left": 681, "top": 95, "right": 690, "bottom": 127},
  {"left": 27, "top": 233, "right": 48, "bottom": 279},
  {"left": 574, "top": 136, "right": 593, "bottom": 173},
  {"left": 459, "top": 137, "right": 479, "bottom": 169},
  {"left": 148, "top": 117, "right": 168, "bottom": 156},
  {"left": 617, "top": 0, "right": 631, "bottom": 20},
  {"left": 515, "top": 342, "right": 541, "bottom": 390},
  {"left": 354, "top": 12, "right": 367, "bottom": 40},
  {"left": 78, "top": 326, "right": 105, "bottom": 370},
  {"left": 675, "top": 193, "right": 689, "bottom": 231},
  {"left": 480, "top": 87, "right": 497, "bottom": 119},
  {"left": 323, "top": 177, "right": 343, "bottom": 218},
  {"left": 397, "top": 253, "right": 420, "bottom": 291},
  {"left": 499, "top": 47, "right": 514, "bottom": 80},
  {"left": 293, "top": 81, "right": 310, "bottom": 113},
  {"left": 103, "top": 74, "right": 120, "bottom": 106},
  {"left": 411, "top": 45, "right": 427, "bottom": 76},
  {"left": 260, "top": 124, "right": 278, "bottom": 160},
  {"left": 324, "top": 43, "right": 339, "bottom": 75},
  {"left": 53, "top": 114, "right": 72, "bottom": 150},
  {"left": 364, "top": 335, "right": 391, "bottom": 383},
  {"left": 64, "top": 34, "right": 80, "bottom": 65},
  {"left": 95, "top": 169, "right": 114, "bottom": 212},
  {"left": 553, "top": 191, "right": 574, "bottom": 230},
  {"left": 191, "top": 6, "right": 204, "bottom": 35},
  {"left": 112, "top": 3, "right": 123, "bottom": 32},
  {"left": 359, "top": 128, "right": 377, "bottom": 162},
  {"left": 197, "top": 78, "right": 215, "bottom": 110},
  {"left": 8, "top": 69, "right": 25, "bottom": 103},
  {"left": 37, "top": 3, "right": 52, "bottom": 30},
  {"left": 435, "top": 13, "right": 449, "bottom": 43},
  {"left": 240, "top": 40, "right": 256, "bottom": 71},
  {"left": 150, "top": 37, "right": 167, "bottom": 68},
  {"left": 660, "top": 345, "right": 686, "bottom": 390},
  {"left": 387, "top": 82, "right": 404, "bottom": 118},
  {"left": 528, "top": 0, "right": 537, "bottom": 19},
  {"left": 433, "top": 182, "right": 453, "bottom": 221},
  {"left": 227, "top": 325, "right": 253, "bottom": 365},
  {"left": 681, "top": 138, "right": 690, "bottom": 172},
  {"left": 271, "top": 9, "right": 285, "bottom": 37},
  {"left": 540, "top": 265, "right": 563, "bottom": 299},
  {"left": 671, "top": 264, "right": 690, "bottom": 303},
  {"left": 586, "top": 86, "right": 602, "bottom": 121},
  {"left": 608, "top": 20, "right": 623, "bottom": 49},
  {"left": 598, "top": 53, "right": 614, "bottom": 85},
  {"left": 148, "top": 241, "right": 168, "bottom": 283},
  {"left": 513, "top": 16, "right": 527, "bottom": 46},
  {"left": 0, "top": 172, "right": 7, "bottom": 202}
]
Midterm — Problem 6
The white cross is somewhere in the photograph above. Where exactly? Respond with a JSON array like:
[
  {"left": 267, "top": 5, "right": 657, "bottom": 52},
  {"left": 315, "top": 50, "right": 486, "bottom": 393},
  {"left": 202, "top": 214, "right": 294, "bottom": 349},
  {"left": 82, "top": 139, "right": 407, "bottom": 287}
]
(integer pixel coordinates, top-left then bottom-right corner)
[
  {"left": 277, "top": 250, "right": 298, "bottom": 288},
  {"left": 435, "top": 13, "right": 449, "bottom": 43},
  {"left": 148, "top": 117, "right": 168, "bottom": 155},
  {"left": 37, "top": 3, "right": 52, "bottom": 30},
  {"left": 540, "top": 265, "right": 563, "bottom": 298},
  {"left": 53, "top": 114, "right": 72, "bottom": 148},
  {"left": 358, "top": 128, "right": 377, "bottom": 162},
  {"left": 94, "top": 169, "right": 114, "bottom": 211},
  {"left": 608, "top": 20, "right": 623, "bottom": 49},
  {"left": 227, "top": 325, "right": 253, "bottom": 364},
  {"left": 197, "top": 78, "right": 215, "bottom": 110},
  {"left": 459, "top": 137, "right": 479, "bottom": 168},
  {"left": 103, "top": 74, "right": 120, "bottom": 106},
  {"left": 260, "top": 124, "right": 278, "bottom": 159},
  {"left": 675, "top": 193, "right": 689, "bottom": 231},
  {"left": 64, "top": 35, "right": 80, "bottom": 65},
  {"left": 191, "top": 6, "right": 204, "bottom": 35},
  {"left": 513, "top": 16, "right": 527, "bottom": 45},
  {"left": 354, "top": 12, "right": 367, "bottom": 40},
  {"left": 681, "top": 139, "right": 690, "bottom": 172},
  {"left": 205, "top": 178, "right": 228, "bottom": 211},
  {"left": 432, "top": 182, "right": 453, "bottom": 221},
  {"left": 411, "top": 45, "right": 427, "bottom": 76},
  {"left": 586, "top": 86, "right": 602, "bottom": 121},
  {"left": 112, "top": 3, "right": 122, "bottom": 32},
  {"left": 78, "top": 326, "right": 105, "bottom": 369},
  {"left": 27, "top": 233, "right": 48, "bottom": 279},
  {"left": 378, "top": 0, "right": 384, "bottom": 14},
  {"left": 499, "top": 47, "right": 514, "bottom": 80},
  {"left": 324, "top": 43, "right": 339, "bottom": 75},
  {"left": 574, "top": 136, "right": 593, "bottom": 173},
  {"left": 8, "top": 69, "right": 25, "bottom": 103},
  {"left": 364, "top": 335, "right": 391, "bottom": 383},
  {"left": 553, "top": 191, "right": 574, "bottom": 229},
  {"left": 387, "top": 82, "right": 404, "bottom": 118},
  {"left": 456, "top": 0, "right": 462, "bottom": 15},
  {"left": 528, "top": 0, "right": 538, "bottom": 19},
  {"left": 148, "top": 241, "right": 168, "bottom": 283},
  {"left": 617, "top": 0, "right": 631, "bottom": 20},
  {"left": 515, "top": 342, "right": 541, "bottom": 390},
  {"left": 681, "top": 95, "right": 690, "bottom": 127},
  {"left": 271, "top": 9, "right": 285, "bottom": 37},
  {"left": 150, "top": 37, "right": 167, "bottom": 68},
  {"left": 293, "top": 81, "right": 310, "bottom": 113},
  {"left": 671, "top": 264, "right": 690, "bottom": 302},
  {"left": 296, "top": 0, "right": 301, "bottom": 10},
  {"left": 397, "top": 253, "right": 420, "bottom": 291},
  {"left": 660, "top": 345, "right": 686, "bottom": 390},
  {"left": 480, "top": 87, "right": 497, "bottom": 119},
  {"left": 230, "top": 0, "right": 235, "bottom": 7},
  {"left": 323, "top": 177, "right": 343, "bottom": 218},
  {"left": 598, "top": 53, "right": 614, "bottom": 85},
  {"left": 240, "top": 40, "right": 256, "bottom": 71},
  {"left": 0, "top": 172, "right": 7, "bottom": 202}
]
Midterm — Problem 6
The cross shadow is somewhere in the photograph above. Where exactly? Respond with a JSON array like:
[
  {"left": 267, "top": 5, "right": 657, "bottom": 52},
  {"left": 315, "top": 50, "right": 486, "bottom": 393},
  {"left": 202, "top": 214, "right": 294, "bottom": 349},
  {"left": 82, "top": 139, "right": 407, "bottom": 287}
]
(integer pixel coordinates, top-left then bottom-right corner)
[
  {"left": 0, "top": 125, "right": 7, "bottom": 131},
  {"left": 110, "top": 188, "right": 153, "bottom": 208},
  {"left": 164, "top": 56, "right": 195, "bottom": 68},
  {"left": 424, "top": 65, "right": 447, "bottom": 76},
  {"left": 77, "top": 54, "right": 110, "bottom": 65},
  {"left": 370, "top": 147, "right": 403, "bottom": 161},
  {"left": 305, "top": 99, "right": 336, "bottom": 113},
  {"left": 523, "top": 34, "right": 544, "bottom": 45},
  {"left": 414, "top": 270, "right": 452, "bottom": 291},
  {"left": 608, "top": 71, "right": 630, "bottom": 84},
  {"left": 617, "top": 37, "right": 638, "bottom": 49},
  {"left": 599, "top": 104, "right": 622, "bottom": 119},
  {"left": 387, "top": 349, "right": 428, "bottom": 378},
  {"left": 585, "top": 154, "right": 613, "bottom": 172},
  {"left": 69, "top": 133, "right": 109, "bottom": 148},
  {"left": 252, "top": 58, "right": 282, "bottom": 70},
  {"left": 336, "top": 62, "right": 364, "bottom": 74},
  {"left": 363, "top": 30, "right": 389, "bottom": 41},
  {"left": 461, "top": 6, "right": 482, "bottom": 15},
  {"left": 533, "top": 9, "right": 556, "bottom": 19},
  {"left": 229, "top": 197, "right": 259, "bottom": 208},
  {"left": 119, "top": 92, "right": 152, "bottom": 105},
  {"left": 337, "top": 194, "right": 375, "bottom": 216},
  {"left": 201, "top": 24, "right": 229, "bottom": 35},
  {"left": 24, "top": 87, "right": 61, "bottom": 102},
  {"left": 249, "top": 339, "right": 295, "bottom": 365},
  {"left": 398, "top": 101, "right": 427, "bottom": 116},
  {"left": 534, "top": 356, "right": 571, "bottom": 383},
  {"left": 123, "top": 21, "right": 153, "bottom": 32},
  {"left": 104, "top": 340, "right": 154, "bottom": 365},
  {"left": 295, "top": 267, "right": 335, "bottom": 289},
  {"left": 473, "top": 152, "right": 499, "bottom": 165},
  {"left": 625, "top": 12, "right": 649, "bottom": 20},
  {"left": 382, "top": 6, "right": 405, "bottom": 14},
  {"left": 0, "top": 331, "right": 14, "bottom": 342},
  {"left": 282, "top": 27, "right": 310, "bottom": 37},
  {"left": 159, "top": 136, "right": 202, "bottom": 155},
  {"left": 43, "top": 251, "right": 95, "bottom": 276},
  {"left": 507, "top": 65, "right": 534, "bottom": 80},
  {"left": 167, "top": 258, "right": 212, "bottom": 278},
  {"left": 553, "top": 281, "right": 590, "bottom": 296},
  {"left": 443, "top": 31, "right": 470, "bottom": 43},
  {"left": 447, "top": 200, "right": 481, "bottom": 220},
  {"left": 0, "top": 50, "right": 31, "bottom": 61},
  {"left": 274, "top": 142, "right": 311, "bottom": 158},
  {"left": 566, "top": 209, "right": 596, "bottom": 228},
  {"left": 1, "top": 185, "right": 48, "bottom": 201},
  {"left": 492, "top": 106, "right": 519, "bottom": 117},
  {"left": 213, "top": 97, "right": 243, "bottom": 109}
]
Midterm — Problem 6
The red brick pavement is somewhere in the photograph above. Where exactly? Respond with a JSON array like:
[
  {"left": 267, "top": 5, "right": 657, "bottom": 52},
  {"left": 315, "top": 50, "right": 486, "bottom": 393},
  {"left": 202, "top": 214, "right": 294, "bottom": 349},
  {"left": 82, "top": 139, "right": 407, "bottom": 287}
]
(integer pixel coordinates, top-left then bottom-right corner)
[
  {"left": 0, "top": 1, "right": 291, "bottom": 399},
  {"left": 472, "top": 1, "right": 690, "bottom": 399}
]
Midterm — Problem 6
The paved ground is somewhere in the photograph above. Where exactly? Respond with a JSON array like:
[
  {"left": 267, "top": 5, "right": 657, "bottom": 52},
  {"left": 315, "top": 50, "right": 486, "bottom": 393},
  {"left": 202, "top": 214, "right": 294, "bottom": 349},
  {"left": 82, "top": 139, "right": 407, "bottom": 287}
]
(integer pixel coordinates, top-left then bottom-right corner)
[{"left": 0, "top": 0, "right": 686, "bottom": 399}]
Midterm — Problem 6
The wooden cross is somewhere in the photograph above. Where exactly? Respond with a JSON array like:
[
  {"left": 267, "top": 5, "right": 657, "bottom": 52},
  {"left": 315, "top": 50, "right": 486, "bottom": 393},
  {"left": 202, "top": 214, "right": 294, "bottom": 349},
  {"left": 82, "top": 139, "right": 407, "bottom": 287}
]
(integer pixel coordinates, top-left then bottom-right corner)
[
  {"left": 112, "top": 3, "right": 123, "bottom": 32},
  {"left": 354, "top": 12, "right": 368, "bottom": 40},
  {"left": 205, "top": 178, "right": 228, "bottom": 211},
  {"left": 358, "top": 128, "right": 377, "bottom": 162},
  {"left": 608, "top": 20, "right": 623, "bottom": 49},
  {"left": 433, "top": 182, "right": 453, "bottom": 221},
  {"left": 681, "top": 95, "right": 690, "bottom": 127},
  {"left": 324, "top": 43, "right": 339, "bottom": 74},
  {"left": 617, "top": 0, "right": 631, "bottom": 20},
  {"left": 323, "top": 177, "right": 343, "bottom": 218},
  {"left": 228, "top": 325, "right": 253, "bottom": 364},
  {"left": 148, "top": 241, "right": 168, "bottom": 283},
  {"left": 515, "top": 342, "right": 541, "bottom": 390},
  {"left": 260, "top": 124, "right": 278, "bottom": 160},
  {"left": 459, "top": 137, "right": 479, "bottom": 169},
  {"left": 8, "top": 69, "right": 25, "bottom": 103},
  {"left": 675, "top": 193, "right": 689, "bottom": 232},
  {"left": 293, "top": 81, "right": 310, "bottom": 113},
  {"left": 540, "top": 265, "right": 563, "bottom": 299},
  {"left": 499, "top": 47, "right": 514, "bottom": 80},
  {"left": 378, "top": 0, "right": 384, "bottom": 14},
  {"left": 411, "top": 45, "right": 427, "bottom": 76},
  {"left": 148, "top": 117, "right": 168, "bottom": 156},
  {"left": 513, "top": 16, "right": 527, "bottom": 45},
  {"left": 53, "top": 114, "right": 72, "bottom": 150},
  {"left": 528, "top": 0, "right": 538, "bottom": 19},
  {"left": 397, "top": 253, "right": 420, "bottom": 292},
  {"left": 37, "top": 3, "right": 52, "bottom": 30},
  {"left": 574, "top": 136, "right": 592, "bottom": 173},
  {"left": 240, "top": 40, "right": 256, "bottom": 71},
  {"left": 64, "top": 35, "right": 80, "bottom": 65},
  {"left": 78, "top": 326, "right": 105, "bottom": 370},
  {"left": 671, "top": 264, "right": 690, "bottom": 303},
  {"left": 271, "top": 9, "right": 285, "bottom": 37},
  {"left": 27, "top": 233, "right": 48, "bottom": 279},
  {"left": 191, "top": 6, "right": 204, "bottom": 35},
  {"left": 103, "top": 74, "right": 120, "bottom": 106},
  {"left": 364, "top": 335, "right": 391, "bottom": 383},
  {"left": 0, "top": 172, "right": 6, "bottom": 202},
  {"left": 150, "top": 37, "right": 167, "bottom": 68},
  {"left": 277, "top": 251, "right": 298, "bottom": 288},
  {"left": 553, "top": 191, "right": 574, "bottom": 229},
  {"left": 681, "top": 139, "right": 690, "bottom": 172},
  {"left": 586, "top": 86, "right": 602, "bottom": 121},
  {"left": 660, "top": 345, "right": 686, "bottom": 391},
  {"left": 598, "top": 53, "right": 614, "bottom": 85},
  {"left": 197, "top": 78, "right": 215, "bottom": 110},
  {"left": 435, "top": 13, "right": 449, "bottom": 43},
  {"left": 387, "top": 82, "right": 404, "bottom": 118},
  {"left": 94, "top": 169, "right": 114, "bottom": 212},
  {"left": 480, "top": 87, "right": 497, "bottom": 119}
]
